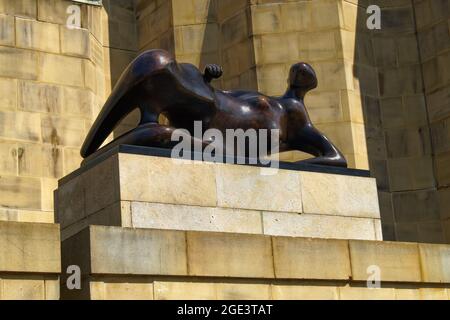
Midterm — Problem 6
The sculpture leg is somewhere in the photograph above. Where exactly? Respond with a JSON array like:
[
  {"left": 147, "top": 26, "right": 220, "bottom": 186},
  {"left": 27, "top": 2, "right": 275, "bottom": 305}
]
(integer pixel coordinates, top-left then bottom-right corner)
[{"left": 290, "top": 125, "right": 348, "bottom": 168}]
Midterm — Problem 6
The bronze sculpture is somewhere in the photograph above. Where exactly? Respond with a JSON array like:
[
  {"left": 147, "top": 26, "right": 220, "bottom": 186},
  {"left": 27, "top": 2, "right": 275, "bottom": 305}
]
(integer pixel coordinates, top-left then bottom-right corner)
[{"left": 81, "top": 49, "right": 347, "bottom": 168}]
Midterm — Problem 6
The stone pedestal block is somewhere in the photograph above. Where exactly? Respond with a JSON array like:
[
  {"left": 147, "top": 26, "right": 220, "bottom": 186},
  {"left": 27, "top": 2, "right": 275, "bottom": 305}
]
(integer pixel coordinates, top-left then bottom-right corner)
[
  {"left": 0, "top": 221, "right": 61, "bottom": 300},
  {"left": 55, "top": 147, "right": 382, "bottom": 241}
]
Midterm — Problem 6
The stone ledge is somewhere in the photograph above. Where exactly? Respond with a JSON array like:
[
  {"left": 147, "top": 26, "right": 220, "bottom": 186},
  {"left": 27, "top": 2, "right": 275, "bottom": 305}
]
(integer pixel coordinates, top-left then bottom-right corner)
[
  {"left": 62, "top": 226, "right": 450, "bottom": 284},
  {"left": 60, "top": 201, "right": 382, "bottom": 241},
  {"left": 79, "top": 277, "right": 450, "bottom": 300},
  {"left": 0, "top": 221, "right": 61, "bottom": 274}
]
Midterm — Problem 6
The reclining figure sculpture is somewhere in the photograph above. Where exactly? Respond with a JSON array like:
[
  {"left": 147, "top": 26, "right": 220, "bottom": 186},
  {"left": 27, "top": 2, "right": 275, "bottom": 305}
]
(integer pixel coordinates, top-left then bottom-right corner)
[{"left": 81, "top": 49, "right": 347, "bottom": 168}]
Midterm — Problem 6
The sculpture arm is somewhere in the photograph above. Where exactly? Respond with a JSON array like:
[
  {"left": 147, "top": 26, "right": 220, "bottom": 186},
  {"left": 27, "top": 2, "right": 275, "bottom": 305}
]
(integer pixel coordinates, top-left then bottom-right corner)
[{"left": 203, "top": 64, "right": 223, "bottom": 83}]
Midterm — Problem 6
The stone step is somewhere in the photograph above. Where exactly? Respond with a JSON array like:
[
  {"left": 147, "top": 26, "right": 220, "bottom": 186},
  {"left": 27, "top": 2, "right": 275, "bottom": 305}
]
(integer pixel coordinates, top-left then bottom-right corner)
[{"left": 61, "top": 225, "right": 450, "bottom": 300}]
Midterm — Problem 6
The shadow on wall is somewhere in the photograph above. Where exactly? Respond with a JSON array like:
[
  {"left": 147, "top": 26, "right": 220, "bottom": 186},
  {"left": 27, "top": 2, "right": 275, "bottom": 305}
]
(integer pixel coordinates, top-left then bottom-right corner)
[
  {"left": 354, "top": 1, "right": 445, "bottom": 243},
  {"left": 103, "top": 0, "right": 140, "bottom": 139}
]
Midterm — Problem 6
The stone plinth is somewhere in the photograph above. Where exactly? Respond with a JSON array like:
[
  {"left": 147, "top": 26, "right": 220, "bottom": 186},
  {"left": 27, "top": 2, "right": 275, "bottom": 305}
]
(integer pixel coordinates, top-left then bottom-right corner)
[
  {"left": 0, "top": 221, "right": 61, "bottom": 300},
  {"left": 56, "top": 147, "right": 382, "bottom": 241},
  {"left": 61, "top": 225, "right": 450, "bottom": 300}
]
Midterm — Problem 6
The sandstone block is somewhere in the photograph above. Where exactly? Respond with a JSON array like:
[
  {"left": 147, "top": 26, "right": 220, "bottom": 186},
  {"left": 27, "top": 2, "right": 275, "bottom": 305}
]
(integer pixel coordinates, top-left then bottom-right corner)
[
  {"left": 154, "top": 281, "right": 216, "bottom": 300},
  {"left": 339, "top": 286, "right": 396, "bottom": 300},
  {"left": 18, "top": 143, "right": 63, "bottom": 179},
  {"left": 300, "top": 172, "right": 380, "bottom": 218},
  {"left": 90, "top": 279, "right": 153, "bottom": 300},
  {"left": 349, "top": 240, "right": 422, "bottom": 282},
  {"left": 41, "top": 115, "right": 85, "bottom": 147},
  {"left": 216, "top": 283, "right": 271, "bottom": 300},
  {"left": 215, "top": 164, "right": 302, "bottom": 213},
  {"left": 1, "top": 278, "right": 45, "bottom": 300},
  {"left": 187, "top": 231, "right": 274, "bottom": 278},
  {"left": 272, "top": 285, "right": 339, "bottom": 300},
  {"left": 419, "top": 244, "right": 450, "bottom": 283},
  {"left": 0, "top": 221, "right": 60, "bottom": 273},
  {"left": 131, "top": 202, "right": 263, "bottom": 234},
  {"left": 39, "top": 53, "right": 84, "bottom": 87},
  {"left": 0, "top": 14, "right": 14, "bottom": 46},
  {"left": 18, "top": 81, "right": 62, "bottom": 114},
  {"left": 118, "top": 154, "right": 217, "bottom": 207},
  {"left": 44, "top": 278, "right": 60, "bottom": 300},
  {"left": 37, "top": 0, "right": 84, "bottom": 25},
  {"left": 88, "top": 226, "right": 187, "bottom": 276},
  {"left": 0, "top": 175, "right": 41, "bottom": 210},
  {"left": 251, "top": 4, "right": 281, "bottom": 35},
  {"left": 0, "top": 110, "right": 41, "bottom": 142},
  {"left": 419, "top": 288, "right": 449, "bottom": 300},
  {"left": 0, "top": 47, "right": 38, "bottom": 80},
  {"left": 0, "top": 78, "right": 17, "bottom": 111},
  {"left": 61, "top": 26, "right": 90, "bottom": 58},
  {"left": 0, "top": 0, "right": 37, "bottom": 18},
  {"left": 272, "top": 237, "right": 351, "bottom": 280},
  {"left": 263, "top": 211, "right": 379, "bottom": 240},
  {"left": 0, "top": 141, "right": 17, "bottom": 175},
  {"left": 16, "top": 18, "right": 60, "bottom": 53}
]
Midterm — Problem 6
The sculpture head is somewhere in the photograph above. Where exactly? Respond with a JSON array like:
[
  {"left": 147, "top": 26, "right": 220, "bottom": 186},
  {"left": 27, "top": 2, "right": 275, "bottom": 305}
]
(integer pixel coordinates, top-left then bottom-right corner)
[{"left": 288, "top": 62, "right": 318, "bottom": 93}]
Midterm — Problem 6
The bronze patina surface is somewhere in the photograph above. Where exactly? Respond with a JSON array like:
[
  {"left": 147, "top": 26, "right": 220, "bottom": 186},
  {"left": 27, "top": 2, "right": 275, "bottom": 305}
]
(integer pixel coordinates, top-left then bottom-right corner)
[{"left": 81, "top": 49, "right": 347, "bottom": 167}]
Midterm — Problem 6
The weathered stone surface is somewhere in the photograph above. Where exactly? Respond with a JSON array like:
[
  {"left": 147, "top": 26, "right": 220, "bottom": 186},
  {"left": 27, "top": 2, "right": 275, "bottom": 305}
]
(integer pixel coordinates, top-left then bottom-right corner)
[
  {"left": 273, "top": 237, "right": 351, "bottom": 280},
  {"left": 1, "top": 278, "right": 45, "bottom": 300},
  {"left": 300, "top": 172, "right": 380, "bottom": 218},
  {"left": 419, "top": 288, "right": 449, "bottom": 300},
  {"left": 89, "top": 226, "right": 188, "bottom": 276},
  {"left": 263, "top": 211, "right": 379, "bottom": 240},
  {"left": 215, "top": 164, "right": 302, "bottom": 213},
  {"left": 339, "top": 286, "right": 396, "bottom": 300},
  {"left": 0, "top": 141, "right": 17, "bottom": 175},
  {"left": 39, "top": 53, "right": 84, "bottom": 87},
  {"left": 60, "top": 26, "right": 90, "bottom": 58},
  {"left": 0, "top": 111, "right": 41, "bottom": 142},
  {"left": 0, "top": 47, "right": 38, "bottom": 80},
  {"left": 44, "top": 277, "right": 60, "bottom": 300},
  {"left": 349, "top": 240, "right": 422, "bottom": 282},
  {"left": 0, "top": 14, "right": 14, "bottom": 46},
  {"left": 37, "top": 0, "right": 83, "bottom": 25},
  {"left": 18, "top": 81, "right": 61, "bottom": 114},
  {"left": 90, "top": 279, "right": 153, "bottom": 300},
  {"left": 154, "top": 281, "right": 217, "bottom": 300},
  {"left": 0, "top": 0, "right": 37, "bottom": 18},
  {"left": 187, "top": 231, "right": 274, "bottom": 278},
  {"left": 41, "top": 115, "right": 85, "bottom": 147},
  {"left": 0, "top": 175, "right": 41, "bottom": 210},
  {"left": 272, "top": 285, "right": 339, "bottom": 300},
  {"left": 118, "top": 154, "right": 217, "bottom": 207},
  {"left": 0, "top": 78, "right": 17, "bottom": 111},
  {"left": 131, "top": 202, "right": 263, "bottom": 234},
  {"left": 0, "top": 221, "right": 60, "bottom": 273},
  {"left": 419, "top": 244, "right": 450, "bottom": 283},
  {"left": 216, "top": 283, "right": 271, "bottom": 300},
  {"left": 16, "top": 18, "right": 60, "bottom": 53}
]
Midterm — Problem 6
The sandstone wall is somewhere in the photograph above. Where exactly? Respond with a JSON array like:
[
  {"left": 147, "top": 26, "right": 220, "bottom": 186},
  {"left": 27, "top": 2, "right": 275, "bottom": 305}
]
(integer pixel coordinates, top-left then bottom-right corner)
[
  {"left": 0, "top": 0, "right": 106, "bottom": 223},
  {"left": 413, "top": 0, "right": 450, "bottom": 242},
  {"left": 349, "top": 0, "right": 450, "bottom": 243}
]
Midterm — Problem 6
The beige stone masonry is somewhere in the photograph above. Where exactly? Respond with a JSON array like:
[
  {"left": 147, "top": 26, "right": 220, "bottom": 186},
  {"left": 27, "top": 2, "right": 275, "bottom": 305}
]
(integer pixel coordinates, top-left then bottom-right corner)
[
  {"left": 60, "top": 225, "right": 450, "bottom": 300},
  {"left": 0, "top": 221, "right": 60, "bottom": 273},
  {"left": 56, "top": 152, "right": 381, "bottom": 241},
  {"left": 0, "top": 221, "right": 61, "bottom": 300}
]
